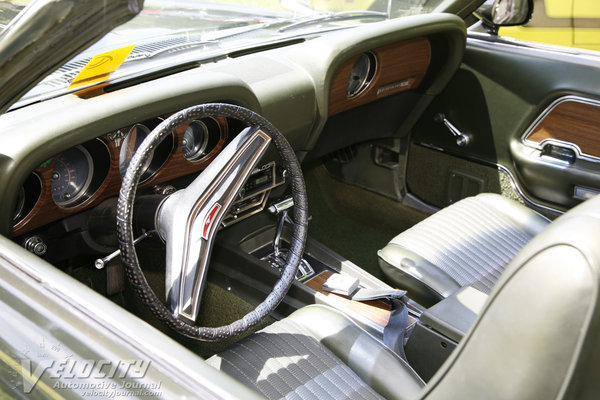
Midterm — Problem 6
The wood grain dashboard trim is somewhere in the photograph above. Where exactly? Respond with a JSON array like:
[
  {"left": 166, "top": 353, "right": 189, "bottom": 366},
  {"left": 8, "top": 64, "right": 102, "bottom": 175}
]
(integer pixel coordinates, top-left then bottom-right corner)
[
  {"left": 328, "top": 37, "right": 431, "bottom": 116},
  {"left": 12, "top": 117, "right": 227, "bottom": 237},
  {"left": 523, "top": 96, "right": 600, "bottom": 161}
]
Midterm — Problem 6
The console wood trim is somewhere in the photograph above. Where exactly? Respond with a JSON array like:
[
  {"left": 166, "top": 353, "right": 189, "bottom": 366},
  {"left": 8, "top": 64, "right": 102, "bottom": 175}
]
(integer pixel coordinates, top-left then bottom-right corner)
[{"left": 306, "top": 271, "right": 392, "bottom": 326}]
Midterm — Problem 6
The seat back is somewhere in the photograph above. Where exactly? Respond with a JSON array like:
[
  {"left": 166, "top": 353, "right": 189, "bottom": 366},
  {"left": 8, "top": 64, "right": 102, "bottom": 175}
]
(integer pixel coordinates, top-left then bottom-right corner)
[{"left": 421, "top": 196, "right": 600, "bottom": 400}]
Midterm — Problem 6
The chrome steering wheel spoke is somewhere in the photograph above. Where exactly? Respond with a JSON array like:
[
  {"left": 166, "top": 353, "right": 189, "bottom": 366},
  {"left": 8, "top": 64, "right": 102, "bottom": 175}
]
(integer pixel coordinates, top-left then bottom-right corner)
[{"left": 157, "top": 126, "right": 271, "bottom": 323}]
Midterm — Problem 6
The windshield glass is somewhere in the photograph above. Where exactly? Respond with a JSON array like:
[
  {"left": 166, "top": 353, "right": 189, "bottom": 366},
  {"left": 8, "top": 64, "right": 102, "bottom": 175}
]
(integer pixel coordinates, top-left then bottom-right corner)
[{"left": 3, "top": 0, "right": 436, "bottom": 107}]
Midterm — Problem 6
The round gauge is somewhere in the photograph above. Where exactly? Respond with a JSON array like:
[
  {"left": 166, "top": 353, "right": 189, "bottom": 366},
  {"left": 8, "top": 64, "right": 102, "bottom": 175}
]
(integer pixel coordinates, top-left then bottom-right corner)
[
  {"left": 182, "top": 120, "right": 209, "bottom": 160},
  {"left": 119, "top": 124, "right": 153, "bottom": 180},
  {"left": 181, "top": 117, "right": 222, "bottom": 161},
  {"left": 119, "top": 122, "right": 174, "bottom": 182},
  {"left": 12, "top": 186, "right": 25, "bottom": 223},
  {"left": 346, "top": 52, "right": 377, "bottom": 98},
  {"left": 13, "top": 173, "right": 42, "bottom": 225},
  {"left": 51, "top": 145, "right": 94, "bottom": 207}
]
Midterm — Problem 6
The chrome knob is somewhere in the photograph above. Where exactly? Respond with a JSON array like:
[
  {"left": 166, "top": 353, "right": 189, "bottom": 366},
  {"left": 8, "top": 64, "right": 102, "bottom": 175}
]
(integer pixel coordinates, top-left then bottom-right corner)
[{"left": 24, "top": 236, "right": 47, "bottom": 256}]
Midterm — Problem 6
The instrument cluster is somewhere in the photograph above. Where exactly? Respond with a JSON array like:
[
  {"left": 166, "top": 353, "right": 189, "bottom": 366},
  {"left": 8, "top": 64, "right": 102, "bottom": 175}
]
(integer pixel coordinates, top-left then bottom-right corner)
[{"left": 12, "top": 114, "right": 229, "bottom": 237}]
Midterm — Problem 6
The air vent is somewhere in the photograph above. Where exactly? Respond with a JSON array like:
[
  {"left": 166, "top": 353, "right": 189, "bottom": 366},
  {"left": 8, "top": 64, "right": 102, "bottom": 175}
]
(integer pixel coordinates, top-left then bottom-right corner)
[{"left": 327, "top": 145, "right": 359, "bottom": 164}]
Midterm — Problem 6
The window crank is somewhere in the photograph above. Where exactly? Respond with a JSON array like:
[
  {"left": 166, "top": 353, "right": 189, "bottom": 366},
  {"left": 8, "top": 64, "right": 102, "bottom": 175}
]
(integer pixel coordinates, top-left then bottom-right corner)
[
  {"left": 94, "top": 230, "right": 154, "bottom": 270},
  {"left": 434, "top": 113, "right": 472, "bottom": 147}
]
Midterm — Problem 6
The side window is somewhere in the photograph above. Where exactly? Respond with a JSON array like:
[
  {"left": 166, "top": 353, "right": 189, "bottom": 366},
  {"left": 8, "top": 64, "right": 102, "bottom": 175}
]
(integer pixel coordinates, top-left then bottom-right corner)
[{"left": 499, "top": 0, "right": 600, "bottom": 51}]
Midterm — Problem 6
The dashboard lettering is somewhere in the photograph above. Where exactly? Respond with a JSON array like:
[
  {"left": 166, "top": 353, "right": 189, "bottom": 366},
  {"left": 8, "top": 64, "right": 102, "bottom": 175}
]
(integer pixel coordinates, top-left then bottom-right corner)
[
  {"left": 376, "top": 79, "right": 411, "bottom": 96},
  {"left": 39, "top": 158, "right": 52, "bottom": 169}
]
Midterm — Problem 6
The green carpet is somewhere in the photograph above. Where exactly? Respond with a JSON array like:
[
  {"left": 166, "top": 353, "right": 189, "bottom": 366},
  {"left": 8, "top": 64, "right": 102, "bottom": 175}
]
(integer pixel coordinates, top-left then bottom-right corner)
[
  {"left": 406, "top": 143, "right": 522, "bottom": 208},
  {"left": 304, "top": 164, "right": 427, "bottom": 279},
  {"left": 123, "top": 247, "right": 274, "bottom": 359}
]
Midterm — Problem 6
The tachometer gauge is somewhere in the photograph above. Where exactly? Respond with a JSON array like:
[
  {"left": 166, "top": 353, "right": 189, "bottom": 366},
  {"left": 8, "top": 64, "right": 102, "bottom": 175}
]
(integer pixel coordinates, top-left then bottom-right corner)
[
  {"left": 51, "top": 145, "right": 94, "bottom": 207},
  {"left": 120, "top": 122, "right": 173, "bottom": 182}
]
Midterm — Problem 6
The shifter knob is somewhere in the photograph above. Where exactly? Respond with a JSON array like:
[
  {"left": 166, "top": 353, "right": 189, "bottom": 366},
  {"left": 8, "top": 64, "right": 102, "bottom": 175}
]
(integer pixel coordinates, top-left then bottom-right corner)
[{"left": 269, "top": 197, "right": 294, "bottom": 214}]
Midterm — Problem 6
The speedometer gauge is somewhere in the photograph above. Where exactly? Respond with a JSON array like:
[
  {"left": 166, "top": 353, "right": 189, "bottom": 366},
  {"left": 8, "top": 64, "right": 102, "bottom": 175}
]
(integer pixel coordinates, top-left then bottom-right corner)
[{"left": 51, "top": 145, "right": 93, "bottom": 207}]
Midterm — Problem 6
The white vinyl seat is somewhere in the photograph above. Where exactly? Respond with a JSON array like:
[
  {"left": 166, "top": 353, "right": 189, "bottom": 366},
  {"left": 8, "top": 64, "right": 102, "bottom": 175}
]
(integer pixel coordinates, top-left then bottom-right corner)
[
  {"left": 377, "top": 193, "right": 550, "bottom": 305},
  {"left": 207, "top": 194, "right": 600, "bottom": 400}
]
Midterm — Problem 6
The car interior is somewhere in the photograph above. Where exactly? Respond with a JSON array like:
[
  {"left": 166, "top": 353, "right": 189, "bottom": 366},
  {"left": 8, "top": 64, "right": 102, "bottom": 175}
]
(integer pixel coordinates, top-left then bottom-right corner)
[{"left": 1, "top": 0, "right": 600, "bottom": 398}]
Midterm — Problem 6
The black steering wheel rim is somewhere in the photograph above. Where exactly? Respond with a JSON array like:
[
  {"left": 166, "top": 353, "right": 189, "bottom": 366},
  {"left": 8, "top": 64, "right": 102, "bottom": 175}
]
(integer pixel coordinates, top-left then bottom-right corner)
[{"left": 117, "top": 103, "right": 308, "bottom": 341}]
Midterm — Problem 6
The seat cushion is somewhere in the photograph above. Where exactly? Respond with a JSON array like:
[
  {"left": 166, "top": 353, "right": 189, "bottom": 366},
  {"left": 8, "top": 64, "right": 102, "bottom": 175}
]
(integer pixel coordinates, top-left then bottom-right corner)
[
  {"left": 206, "top": 305, "right": 424, "bottom": 400},
  {"left": 378, "top": 193, "right": 550, "bottom": 304}
]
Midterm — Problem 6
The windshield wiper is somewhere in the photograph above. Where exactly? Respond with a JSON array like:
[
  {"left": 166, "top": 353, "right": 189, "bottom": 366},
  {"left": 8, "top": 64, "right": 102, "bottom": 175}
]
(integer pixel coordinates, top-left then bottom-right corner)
[{"left": 278, "top": 10, "right": 388, "bottom": 33}]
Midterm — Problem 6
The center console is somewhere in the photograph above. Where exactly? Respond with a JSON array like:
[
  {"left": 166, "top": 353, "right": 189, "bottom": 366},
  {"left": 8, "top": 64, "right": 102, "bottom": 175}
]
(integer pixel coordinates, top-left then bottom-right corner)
[
  {"left": 213, "top": 207, "right": 408, "bottom": 337},
  {"left": 213, "top": 190, "right": 486, "bottom": 381}
]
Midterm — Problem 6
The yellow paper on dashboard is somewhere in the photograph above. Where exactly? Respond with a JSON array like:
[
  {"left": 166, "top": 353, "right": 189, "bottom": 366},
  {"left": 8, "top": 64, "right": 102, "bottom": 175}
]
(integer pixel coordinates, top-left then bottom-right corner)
[{"left": 68, "top": 44, "right": 136, "bottom": 90}]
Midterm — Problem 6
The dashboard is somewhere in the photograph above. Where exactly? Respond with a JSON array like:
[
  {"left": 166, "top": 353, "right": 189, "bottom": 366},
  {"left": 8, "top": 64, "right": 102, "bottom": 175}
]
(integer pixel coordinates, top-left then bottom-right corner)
[
  {"left": 12, "top": 115, "right": 229, "bottom": 236},
  {"left": 0, "top": 14, "right": 466, "bottom": 247}
]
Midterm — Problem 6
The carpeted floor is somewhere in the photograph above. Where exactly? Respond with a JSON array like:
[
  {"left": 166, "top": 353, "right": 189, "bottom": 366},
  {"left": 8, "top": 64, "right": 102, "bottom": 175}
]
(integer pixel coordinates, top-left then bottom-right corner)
[
  {"left": 304, "top": 164, "right": 427, "bottom": 279},
  {"left": 124, "top": 248, "right": 274, "bottom": 359}
]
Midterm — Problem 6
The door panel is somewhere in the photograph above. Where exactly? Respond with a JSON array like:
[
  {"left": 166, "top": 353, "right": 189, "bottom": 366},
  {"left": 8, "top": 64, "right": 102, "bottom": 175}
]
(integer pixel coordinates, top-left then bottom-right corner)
[
  {"left": 409, "top": 34, "right": 600, "bottom": 214},
  {"left": 523, "top": 98, "right": 600, "bottom": 158},
  {"left": 514, "top": 96, "right": 600, "bottom": 207}
]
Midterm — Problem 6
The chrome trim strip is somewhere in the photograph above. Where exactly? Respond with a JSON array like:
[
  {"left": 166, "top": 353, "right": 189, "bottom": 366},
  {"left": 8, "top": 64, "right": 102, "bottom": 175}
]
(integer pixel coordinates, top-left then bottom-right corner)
[
  {"left": 495, "top": 164, "right": 563, "bottom": 216},
  {"left": 467, "top": 34, "right": 600, "bottom": 61},
  {"left": 521, "top": 95, "right": 600, "bottom": 163},
  {"left": 159, "top": 126, "right": 271, "bottom": 323}
]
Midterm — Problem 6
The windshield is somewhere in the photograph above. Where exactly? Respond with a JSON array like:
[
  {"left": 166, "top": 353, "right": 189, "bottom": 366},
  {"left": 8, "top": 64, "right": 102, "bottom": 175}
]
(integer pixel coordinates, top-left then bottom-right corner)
[{"left": 2, "top": 0, "right": 436, "bottom": 108}]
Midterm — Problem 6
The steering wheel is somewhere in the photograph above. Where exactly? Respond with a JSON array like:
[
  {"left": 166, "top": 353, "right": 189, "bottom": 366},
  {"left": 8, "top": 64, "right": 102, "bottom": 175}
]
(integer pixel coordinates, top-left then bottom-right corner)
[{"left": 116, "top": 103, "right": 308, "bottom": 341}]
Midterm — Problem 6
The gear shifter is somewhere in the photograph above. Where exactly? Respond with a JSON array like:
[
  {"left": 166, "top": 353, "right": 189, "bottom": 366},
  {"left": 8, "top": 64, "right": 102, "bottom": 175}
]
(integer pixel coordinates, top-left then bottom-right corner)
[
  {"left": 263, "top": 197, "right": 314, "bottom": 281},
  {"left": 270, "top": 197, "right": 294, "bottom": 256}
]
